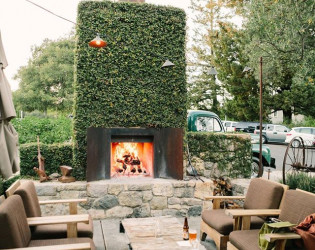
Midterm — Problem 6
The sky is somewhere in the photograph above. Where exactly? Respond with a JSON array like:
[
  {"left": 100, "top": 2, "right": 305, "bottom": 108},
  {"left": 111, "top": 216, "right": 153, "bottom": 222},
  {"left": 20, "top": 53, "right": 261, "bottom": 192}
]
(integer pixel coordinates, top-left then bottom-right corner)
[{"left": 0, "top": 0, "right": 192, "bottom": 91}]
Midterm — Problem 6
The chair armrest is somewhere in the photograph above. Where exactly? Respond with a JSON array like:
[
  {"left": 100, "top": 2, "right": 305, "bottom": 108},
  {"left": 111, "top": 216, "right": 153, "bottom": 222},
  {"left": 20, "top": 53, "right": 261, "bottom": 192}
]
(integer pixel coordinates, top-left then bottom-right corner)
[
  {"left": 27, "top": 214, "right": 89, "bottom": 238},
  {"left": 203, "top": 196, "right": 245, "bottom": 209},
  {"left": 10, "top": 243, "right": 91, "bottom": 250},
  {"left": 225, "top": 209, "right": 281, "bottom": 230},
  {"left": 39, "top": 199, "right": 87, "bottom": 214},
  {"left": 225, "top": 209, "right": 281, "bottom": 218},
  {"left": 39, "top": 198, "right": 87, "bottom": 205},
  {"left": 27, "top": 214, "right": 89, "bottom": 226},
  {"left": 264, "top": 233, "right": 301, "bottom": 242},
  {"left": 204, "top": 196, "right": 246, "bottom": 201}
]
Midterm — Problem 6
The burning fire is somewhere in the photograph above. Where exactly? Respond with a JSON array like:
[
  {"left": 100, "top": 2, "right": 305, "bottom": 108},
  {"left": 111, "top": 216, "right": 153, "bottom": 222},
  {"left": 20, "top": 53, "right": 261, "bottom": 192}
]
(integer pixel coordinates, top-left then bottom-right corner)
[{"left": 111, "top": 142, "right": 152, "bottom": 177}]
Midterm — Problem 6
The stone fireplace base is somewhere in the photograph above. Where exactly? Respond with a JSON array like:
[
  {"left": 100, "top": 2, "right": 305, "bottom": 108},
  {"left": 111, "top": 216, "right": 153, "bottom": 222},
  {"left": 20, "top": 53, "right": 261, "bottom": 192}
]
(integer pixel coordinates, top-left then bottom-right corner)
[{"left": 33, "top": 178, "right": 214, "bottom": 219}]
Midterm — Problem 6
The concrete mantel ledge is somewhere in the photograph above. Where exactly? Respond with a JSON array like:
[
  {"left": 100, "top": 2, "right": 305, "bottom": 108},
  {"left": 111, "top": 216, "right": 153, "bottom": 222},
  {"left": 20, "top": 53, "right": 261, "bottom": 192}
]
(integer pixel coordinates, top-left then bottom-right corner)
[{"left": 28, "top": 178, "right": 249, "bottom": 219}]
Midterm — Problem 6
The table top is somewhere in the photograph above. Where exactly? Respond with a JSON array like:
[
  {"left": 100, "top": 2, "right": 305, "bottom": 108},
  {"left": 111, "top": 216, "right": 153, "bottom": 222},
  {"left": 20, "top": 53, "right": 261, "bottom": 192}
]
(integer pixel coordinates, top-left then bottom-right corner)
[{"left": 121, "top": 216, "right": 206, "bottom": 250}]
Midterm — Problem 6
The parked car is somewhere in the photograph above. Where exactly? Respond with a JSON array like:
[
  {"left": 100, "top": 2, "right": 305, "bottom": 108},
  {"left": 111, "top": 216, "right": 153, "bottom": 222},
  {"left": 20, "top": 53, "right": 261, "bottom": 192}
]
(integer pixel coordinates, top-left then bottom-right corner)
[
  {"left": 187, "top": 110, "right": 225, "bottom": 132},
  {"left": 254, "top": 124, "right": 290, "bottom": 144},
  {"left": 223, "top": 121, "right": 238, "bottom": 132},
  {"left": 250, "top": 133, "right": 276, "bottom": 177},
  {"left": 235, "top": 122, "right": 259, "bottom": 133},
  {"left": 285, "top": 127, "right": 315, "bottom": 147},
  {"left": 187, "top": 110, "right": 275, "bottom": 177}
]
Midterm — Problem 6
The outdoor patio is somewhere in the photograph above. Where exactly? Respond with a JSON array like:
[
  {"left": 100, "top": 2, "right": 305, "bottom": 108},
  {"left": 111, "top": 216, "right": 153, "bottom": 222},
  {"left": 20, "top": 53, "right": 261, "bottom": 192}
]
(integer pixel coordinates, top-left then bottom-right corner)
[{"left": 92, "top": 217, "right": 216, "bottom": 250}]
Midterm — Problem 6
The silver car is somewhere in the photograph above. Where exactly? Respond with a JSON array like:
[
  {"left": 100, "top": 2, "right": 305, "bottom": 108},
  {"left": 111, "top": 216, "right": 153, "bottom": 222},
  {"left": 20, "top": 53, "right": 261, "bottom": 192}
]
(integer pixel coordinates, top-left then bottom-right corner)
[{"left": 254, "top": 124, "right": 290, "bottom": 144}]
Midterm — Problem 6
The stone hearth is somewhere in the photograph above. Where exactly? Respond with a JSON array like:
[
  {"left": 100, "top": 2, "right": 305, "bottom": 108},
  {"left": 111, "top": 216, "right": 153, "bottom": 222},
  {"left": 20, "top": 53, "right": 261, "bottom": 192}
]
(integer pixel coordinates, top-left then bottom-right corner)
[{"left": 33, "top": 178, "right": 214, "bottom": 219}]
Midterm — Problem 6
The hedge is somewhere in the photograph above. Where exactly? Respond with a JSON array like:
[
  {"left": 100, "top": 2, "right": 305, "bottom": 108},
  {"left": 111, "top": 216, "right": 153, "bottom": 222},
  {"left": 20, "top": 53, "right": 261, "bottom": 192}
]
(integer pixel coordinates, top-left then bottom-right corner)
[
  {"left": 19, "top": 143, "right": 73, "bottom": 177},
  {"left": 12, "top": 116, "right": 72, "bottom": 144},
  {"left": 73, "top": 1, "right": 187, "bottom": 179},
  {"left": 187, "top": 132, "right": 252, "bottom": 178}
]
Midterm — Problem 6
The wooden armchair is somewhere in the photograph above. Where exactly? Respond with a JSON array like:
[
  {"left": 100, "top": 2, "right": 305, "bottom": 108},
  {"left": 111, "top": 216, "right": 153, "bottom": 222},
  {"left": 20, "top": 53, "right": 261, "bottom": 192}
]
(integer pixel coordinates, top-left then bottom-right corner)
[
  {"left": 0, "top": 195, "right": 94, "bottom": 249},
  {"left": 227, "top": 189, "right": 315, "bottom": 250},
  {"left": 6, "top": 180, "right": 93, "bottom": 239},
  {"left": 200, "top": 178, "right": 288, "bottom": 250}
]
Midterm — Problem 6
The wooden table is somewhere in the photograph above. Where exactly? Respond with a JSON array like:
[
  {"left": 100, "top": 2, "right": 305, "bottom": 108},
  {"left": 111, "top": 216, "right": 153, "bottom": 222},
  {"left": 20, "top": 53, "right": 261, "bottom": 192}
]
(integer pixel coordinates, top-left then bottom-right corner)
[{"left": 121, "top": 216, "right": 206, "bottom": 250}]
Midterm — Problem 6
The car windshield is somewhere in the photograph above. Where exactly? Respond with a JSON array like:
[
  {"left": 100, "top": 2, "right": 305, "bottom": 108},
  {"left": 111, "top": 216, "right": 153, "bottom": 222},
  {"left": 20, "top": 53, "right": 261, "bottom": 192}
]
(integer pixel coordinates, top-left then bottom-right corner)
[{"left": 196, "top": 116, "right": 222, "bottom": 132}]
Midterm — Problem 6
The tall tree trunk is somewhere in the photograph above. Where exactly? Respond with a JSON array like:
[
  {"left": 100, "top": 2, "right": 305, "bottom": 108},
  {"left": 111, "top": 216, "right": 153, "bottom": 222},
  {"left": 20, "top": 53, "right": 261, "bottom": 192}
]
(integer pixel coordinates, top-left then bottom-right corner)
[{"left": 283, "top": 109, "right": 292, "bottom": 124}]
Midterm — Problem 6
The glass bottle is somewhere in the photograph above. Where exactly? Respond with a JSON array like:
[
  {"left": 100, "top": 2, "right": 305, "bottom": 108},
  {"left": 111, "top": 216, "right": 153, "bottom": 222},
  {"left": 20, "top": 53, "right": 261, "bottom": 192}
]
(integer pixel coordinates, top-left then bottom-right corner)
[{"left": 183, "top": 216, "right": 189, "bottom": 240}]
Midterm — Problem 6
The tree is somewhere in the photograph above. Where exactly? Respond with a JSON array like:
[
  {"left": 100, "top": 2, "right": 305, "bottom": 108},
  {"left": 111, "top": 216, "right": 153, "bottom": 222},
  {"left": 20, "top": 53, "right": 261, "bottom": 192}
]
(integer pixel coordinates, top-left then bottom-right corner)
[
  {"left": 244, "top": 0, "right": 315, "bottom": 122},
  {"left": 13, "top": 35, "right": 75, "bottom": 113},
  {"left": 188, "top": 0, "right": 245, "bottom": 116},
  {"left": 212, "top": 22, "right": 261, "bottom": 121}
]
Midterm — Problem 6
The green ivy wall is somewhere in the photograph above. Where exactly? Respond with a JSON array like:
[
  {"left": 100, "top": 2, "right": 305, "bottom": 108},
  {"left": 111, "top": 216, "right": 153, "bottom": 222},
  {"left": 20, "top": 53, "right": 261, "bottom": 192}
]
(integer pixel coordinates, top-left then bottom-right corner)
[
  {"left": 187, "top": 133, "right": 252, "bottom": 178},
  {"left": 73, "top": 1, "right": 187, "bottom": 179}
]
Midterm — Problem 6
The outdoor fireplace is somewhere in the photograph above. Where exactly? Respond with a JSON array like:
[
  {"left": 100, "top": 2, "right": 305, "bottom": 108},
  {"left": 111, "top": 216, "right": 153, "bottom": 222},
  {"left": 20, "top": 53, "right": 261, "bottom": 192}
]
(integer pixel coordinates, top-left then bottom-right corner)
[{"left": 87, "top": 127, "right": 183, "bottom": 181}]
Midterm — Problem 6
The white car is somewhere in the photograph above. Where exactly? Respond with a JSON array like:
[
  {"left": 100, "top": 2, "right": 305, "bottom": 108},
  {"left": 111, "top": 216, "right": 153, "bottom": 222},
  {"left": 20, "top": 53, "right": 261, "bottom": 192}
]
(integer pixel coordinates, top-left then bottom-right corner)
[
  {"left": 223, "top": 121, "right": 238, "bottom": 132},
  {"left": 285, "top": 127, "right": 315, "bottom": 147}
]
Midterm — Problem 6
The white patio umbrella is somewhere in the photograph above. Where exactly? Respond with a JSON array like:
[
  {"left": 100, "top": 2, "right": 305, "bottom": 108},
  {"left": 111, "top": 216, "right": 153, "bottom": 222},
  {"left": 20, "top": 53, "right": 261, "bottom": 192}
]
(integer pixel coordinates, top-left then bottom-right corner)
[{"left": 0, "top": 30, "right": 20, "bottom": 179}]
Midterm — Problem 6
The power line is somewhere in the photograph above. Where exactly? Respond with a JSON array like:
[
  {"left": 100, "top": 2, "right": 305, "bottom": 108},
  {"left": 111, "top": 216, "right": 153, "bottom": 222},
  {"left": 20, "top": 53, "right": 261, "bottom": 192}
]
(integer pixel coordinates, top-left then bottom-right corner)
[{"left": 25, "top": 0, "right": 77, "bottom": 26}]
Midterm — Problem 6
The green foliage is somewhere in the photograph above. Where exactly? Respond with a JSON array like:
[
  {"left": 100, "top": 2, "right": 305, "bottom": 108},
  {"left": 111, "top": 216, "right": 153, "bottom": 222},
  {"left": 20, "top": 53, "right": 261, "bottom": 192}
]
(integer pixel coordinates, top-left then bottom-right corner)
[
  {"left": 188, "top": 0, "right": 243, "bottom": 116},
  {"left": 73, "top": 1, "right": 187, "bottom": 179},
  {"left": 244, "top": 0, "right": 315, "bottom": 122},
  {"left": 283, "top": 116, "right": 315, "bottom": 129},
  {"left": 12, "top": 116, "right": 72, "bottom": 144},
  {"left": 0, "top": 175, "right": 21, "bottom": 196},
  {"left": 0, "top": 178, "right": 3, "bottom": 196},
  {"left": 284, "top": 173, "right": 315, "bottom": 193},
  {"left": 211, "top": 22, "right": 261, "bottom": 121},
  {"left": 13, "top": 35, "right": 75, "bottom": 113},
  {"left": 187, "top": 132, "right": 252, "bottom": 178},
  {"left": 19, "top": 143, "right": 73, "bottom": 177}
]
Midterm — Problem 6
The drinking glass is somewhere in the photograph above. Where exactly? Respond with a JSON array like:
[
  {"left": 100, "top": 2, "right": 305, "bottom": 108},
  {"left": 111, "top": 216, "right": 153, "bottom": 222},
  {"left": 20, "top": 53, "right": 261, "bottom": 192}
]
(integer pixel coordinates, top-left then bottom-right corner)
[{"left": 189, "top": 229, "right": 198, "bottom": 249}]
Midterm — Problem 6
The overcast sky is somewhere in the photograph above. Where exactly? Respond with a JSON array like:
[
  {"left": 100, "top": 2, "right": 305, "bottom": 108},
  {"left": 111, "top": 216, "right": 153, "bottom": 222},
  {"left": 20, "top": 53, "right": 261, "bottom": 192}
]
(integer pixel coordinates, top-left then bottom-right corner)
[{"left": 0, "top": 0, "right": 191, "bottom": 91}]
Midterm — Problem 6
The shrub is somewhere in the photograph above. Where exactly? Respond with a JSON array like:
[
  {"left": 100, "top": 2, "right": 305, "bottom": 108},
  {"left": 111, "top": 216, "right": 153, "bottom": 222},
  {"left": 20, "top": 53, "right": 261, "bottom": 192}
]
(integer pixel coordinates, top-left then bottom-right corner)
[
  {"left": 12, "top": 116, "right": 72, "bottom": 144},
  {"left": 284, "top": 172, "right": 315, "bottom": 193},
  {"left": 73, "top": 1, "right": 187, "bottom": 179},
  {"left": 187, "top": 132, "right": 252, "bottom": 178},
  {"left": 19, "top": 143, "right": 73, "bottom": 177},
  {"left": 0, "top": 178, "right": 3, "bottom": 196},
  {"left": 0, "top": 175, "right": 21, "bottom": 196}
]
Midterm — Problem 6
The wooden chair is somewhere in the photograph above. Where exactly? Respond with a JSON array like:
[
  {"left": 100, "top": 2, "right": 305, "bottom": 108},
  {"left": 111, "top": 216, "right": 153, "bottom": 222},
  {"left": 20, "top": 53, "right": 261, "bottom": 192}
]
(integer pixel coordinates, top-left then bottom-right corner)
[
  {"left": 227, "top": 189, "right": 315, "bottom": 250},
  {"left": 200, "top": 178, "right": 288, "bottom": 250},
  {"left": 6, "top": 180, "right": 93, "bottom": 239},
  {"left": 0, "top": 195, "right": 94, "bottom": 249}
]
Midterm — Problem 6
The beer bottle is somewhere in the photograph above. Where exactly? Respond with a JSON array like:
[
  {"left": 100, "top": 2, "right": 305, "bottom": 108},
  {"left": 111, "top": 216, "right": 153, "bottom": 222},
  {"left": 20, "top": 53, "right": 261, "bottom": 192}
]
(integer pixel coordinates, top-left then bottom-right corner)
[{"left": 183, "top": 217, "right": 189, "bottom": 240}]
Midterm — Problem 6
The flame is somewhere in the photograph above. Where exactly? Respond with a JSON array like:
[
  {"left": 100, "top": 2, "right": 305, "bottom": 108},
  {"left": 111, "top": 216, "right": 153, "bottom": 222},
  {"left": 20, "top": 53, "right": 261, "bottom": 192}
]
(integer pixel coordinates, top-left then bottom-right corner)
[{"left": 111, "top": 142, "right": 153, "bottom": 177}]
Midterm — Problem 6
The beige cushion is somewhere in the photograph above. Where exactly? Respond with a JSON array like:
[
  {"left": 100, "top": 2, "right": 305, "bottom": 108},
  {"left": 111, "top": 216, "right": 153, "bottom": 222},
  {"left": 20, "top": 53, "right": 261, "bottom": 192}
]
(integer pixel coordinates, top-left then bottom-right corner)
[
  {"left": 244, "top": 178, "right": 284, "bottom": 209},
  {"left": 28, "top": 238, "right": 95, "bottom": 250},
  {"left": 32, "top": 214, "right": 94, "bottom": 239},
  {"left": 202, "top": 209, "right": 265, "bottom": 235},
  {"left": 280, "top": 190, "right": 315, "bottom": 224},
  {"left": 229, "top": 229, "right": 260, "bottom": 250},
  {"left": 14, "top": 180, "right": 41, "bottom": 217},
  {"left": 0, "top": 195, "right": 31, "bottom": 248}
]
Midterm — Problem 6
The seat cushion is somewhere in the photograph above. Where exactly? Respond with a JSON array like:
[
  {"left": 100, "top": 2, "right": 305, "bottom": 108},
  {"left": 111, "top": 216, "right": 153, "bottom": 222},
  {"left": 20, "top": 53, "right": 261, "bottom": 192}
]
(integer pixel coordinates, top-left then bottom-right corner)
[
  {"left": 0, "top": 195, "right": 31, "bottom": 249},
  {"left": 229, "top": 229, "right": 260, "bottom": 250},
  {"left": 280, "top": 190, "right": 315, "bottom": 224},
  {"left": 29, "top": 237, "right": 95, "bottom": 250},
  {"left": 202, "top": 209, "right": 265, "bottom": 235},
  {"left": 244, "top": 178, "right": 284, "bottom": 209},
  {"left": 14, "top": 180, "right": 42, "bottom": 217},
  {"left": 31, "top": 214, "right": 94, "bottom": 239}
]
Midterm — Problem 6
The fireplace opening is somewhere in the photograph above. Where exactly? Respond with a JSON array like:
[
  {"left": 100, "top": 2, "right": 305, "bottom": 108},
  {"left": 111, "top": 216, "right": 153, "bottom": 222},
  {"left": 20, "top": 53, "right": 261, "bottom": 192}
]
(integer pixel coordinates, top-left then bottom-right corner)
[
  {"left": 110, "top": 136, "right": 154, "bottom": 178},
  {"left": 87, "top": 128, "right": 183, "bottom": 181}
]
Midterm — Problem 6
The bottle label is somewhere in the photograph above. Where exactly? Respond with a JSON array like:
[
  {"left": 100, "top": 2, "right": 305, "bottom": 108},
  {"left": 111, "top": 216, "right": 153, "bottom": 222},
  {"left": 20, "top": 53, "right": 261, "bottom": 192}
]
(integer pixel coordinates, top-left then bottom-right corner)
[{"left": 183, "top": 230, "right": 189, "bottom": 240}]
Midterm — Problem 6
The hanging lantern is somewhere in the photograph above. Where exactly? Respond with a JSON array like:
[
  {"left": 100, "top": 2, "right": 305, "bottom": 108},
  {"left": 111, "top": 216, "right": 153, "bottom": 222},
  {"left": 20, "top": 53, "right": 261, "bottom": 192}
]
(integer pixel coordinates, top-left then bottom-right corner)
[{"left": 89, "top": 34, "right": 107, "bottom": 48}]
